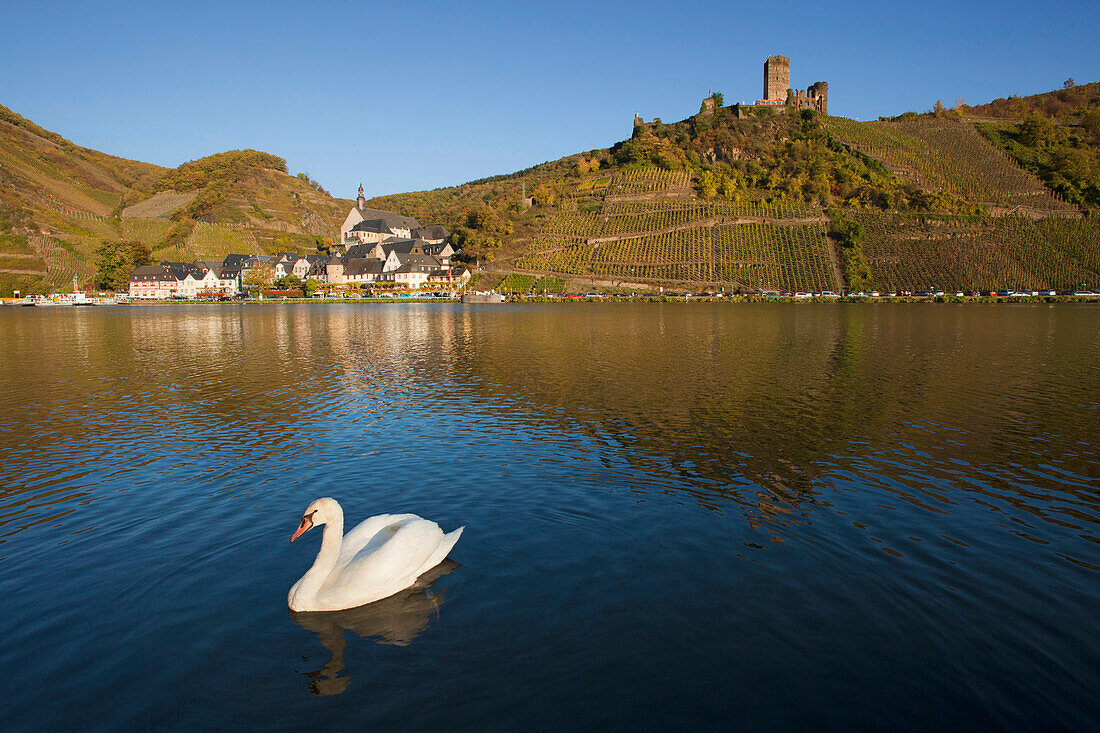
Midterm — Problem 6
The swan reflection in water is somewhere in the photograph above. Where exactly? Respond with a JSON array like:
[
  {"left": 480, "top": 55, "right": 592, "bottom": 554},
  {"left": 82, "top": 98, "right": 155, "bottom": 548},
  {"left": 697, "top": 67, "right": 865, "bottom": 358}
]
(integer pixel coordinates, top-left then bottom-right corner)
[{"left": 290, "top": 559, "right": 459, "bottom": 696}]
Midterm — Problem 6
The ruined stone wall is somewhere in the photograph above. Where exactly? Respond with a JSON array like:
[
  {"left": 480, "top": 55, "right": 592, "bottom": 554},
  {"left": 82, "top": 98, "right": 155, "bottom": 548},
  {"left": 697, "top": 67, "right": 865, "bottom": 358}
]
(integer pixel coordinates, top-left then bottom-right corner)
[{"left": 791, "top": 81, "right": 828, "bottom": 115}]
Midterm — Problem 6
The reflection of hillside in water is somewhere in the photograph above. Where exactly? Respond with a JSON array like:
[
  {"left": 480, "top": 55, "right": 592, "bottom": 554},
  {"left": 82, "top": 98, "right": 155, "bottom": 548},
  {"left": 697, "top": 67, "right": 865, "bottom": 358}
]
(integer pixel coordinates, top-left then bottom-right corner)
[
  {"left": 2, "top": 305, "right": 1095, "bottom": 549},
  {"left": 290, "top": 560, "right": 457, "bottom": 696},
  {"left": 451, "top": 305, "right": 1099, "bottom": 538}
]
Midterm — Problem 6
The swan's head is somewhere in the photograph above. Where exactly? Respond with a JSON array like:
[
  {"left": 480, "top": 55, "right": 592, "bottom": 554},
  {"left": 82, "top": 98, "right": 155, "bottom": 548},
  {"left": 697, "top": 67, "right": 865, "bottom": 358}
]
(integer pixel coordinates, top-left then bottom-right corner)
[{"left": 290, "top": 497, "right": 340, "bottom": 543}]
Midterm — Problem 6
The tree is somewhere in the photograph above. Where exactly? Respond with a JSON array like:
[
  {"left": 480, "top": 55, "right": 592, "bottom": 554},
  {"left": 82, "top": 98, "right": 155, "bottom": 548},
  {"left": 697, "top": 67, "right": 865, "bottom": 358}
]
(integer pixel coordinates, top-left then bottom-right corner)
[
  {"left": 304, "top": 278, "right": 322, "bottom": 296},
  {"left": 1019, "top": 111, "right": 1056, "bottom": 147},
  {"left": 1064, "top": 78, "right": 1075, "bottom": 89},
  {"left": 532, "top": 184, "right": 555, "bottom": 207},
  {"left": 273, "top": 274, "right": 303, "bottom": 291},
  {"left": 451, "top": 204, "right": 513, "bottom": 264},
  {"left": 711, "top": 91, "right": 724, "bottom": 108},
  {"left": 1082, "top": 108, "right": 1100, "bottom": 141},
  {"left": 94, "top": 240, "right": 151, "bottom": 292},
  {"left": 932, "top": 99, "right": 946, "bottom": 117},
  {"left": 242, "top": 264, "right": 274, "bottom": 294}
]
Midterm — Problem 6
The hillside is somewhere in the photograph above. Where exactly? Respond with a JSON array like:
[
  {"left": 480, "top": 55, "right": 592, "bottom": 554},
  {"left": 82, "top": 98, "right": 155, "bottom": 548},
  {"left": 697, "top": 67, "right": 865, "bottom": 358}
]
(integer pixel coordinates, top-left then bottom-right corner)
[
  {"left": 0, "top": 104, "right": 350, "bottom": 295},
  {"left": 4, "top": 80, "right": 1100, "bottom": 297},
  {"left": 367, "top": 86, "right": 1099, "bottom": 294}
]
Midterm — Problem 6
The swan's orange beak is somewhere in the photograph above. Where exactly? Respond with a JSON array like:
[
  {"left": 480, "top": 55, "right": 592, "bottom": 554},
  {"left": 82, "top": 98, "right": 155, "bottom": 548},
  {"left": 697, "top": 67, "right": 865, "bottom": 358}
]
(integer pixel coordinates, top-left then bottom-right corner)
[{"left": 290, "top": 515, "right": 313, "bottom": 543}]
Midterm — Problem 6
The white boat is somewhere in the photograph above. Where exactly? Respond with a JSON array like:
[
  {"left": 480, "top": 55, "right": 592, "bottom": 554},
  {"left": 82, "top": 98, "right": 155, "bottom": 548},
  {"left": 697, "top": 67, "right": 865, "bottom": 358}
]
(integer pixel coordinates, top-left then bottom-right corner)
[{"left": 461, "top": 291, "right": 505, "bottom": 303}]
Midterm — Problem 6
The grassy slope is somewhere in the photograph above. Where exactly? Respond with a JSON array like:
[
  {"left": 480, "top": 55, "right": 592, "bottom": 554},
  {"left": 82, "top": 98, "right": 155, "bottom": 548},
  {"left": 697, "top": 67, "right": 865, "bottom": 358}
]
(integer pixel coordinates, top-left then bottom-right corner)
[{"left": 0, "top": 104, "right": 351, "bottom": 294}]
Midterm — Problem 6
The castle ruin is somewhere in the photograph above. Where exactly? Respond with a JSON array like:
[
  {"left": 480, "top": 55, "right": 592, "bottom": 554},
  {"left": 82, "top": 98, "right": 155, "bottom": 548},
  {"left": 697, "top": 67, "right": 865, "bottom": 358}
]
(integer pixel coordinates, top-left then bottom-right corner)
[
  {"left": 764, "top": 55, "right": 790, "bottom": 103},
  {"left": 741, "top": 55, "right": 828, "bottom": 117}
]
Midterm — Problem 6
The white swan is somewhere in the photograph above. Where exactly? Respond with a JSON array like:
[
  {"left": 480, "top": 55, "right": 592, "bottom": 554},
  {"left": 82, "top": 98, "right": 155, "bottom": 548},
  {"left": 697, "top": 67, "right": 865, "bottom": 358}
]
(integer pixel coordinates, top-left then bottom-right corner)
[{"left": 288, "top": 497, "right": 464, "bottom": 612}]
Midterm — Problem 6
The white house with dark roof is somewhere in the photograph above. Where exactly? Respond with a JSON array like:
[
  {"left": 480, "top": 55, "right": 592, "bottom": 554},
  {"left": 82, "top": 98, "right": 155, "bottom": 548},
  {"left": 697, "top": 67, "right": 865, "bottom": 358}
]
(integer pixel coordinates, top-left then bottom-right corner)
[{"left": 129, "top": 264, "right": 184, "bottom": 299}]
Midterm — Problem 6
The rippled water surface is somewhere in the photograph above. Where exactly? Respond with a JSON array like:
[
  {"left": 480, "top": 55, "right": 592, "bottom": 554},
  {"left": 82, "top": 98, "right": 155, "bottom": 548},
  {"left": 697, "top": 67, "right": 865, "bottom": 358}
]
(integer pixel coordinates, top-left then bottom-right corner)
[{"left": 1, "top": 303, "right": 1097, "bottom": 730}]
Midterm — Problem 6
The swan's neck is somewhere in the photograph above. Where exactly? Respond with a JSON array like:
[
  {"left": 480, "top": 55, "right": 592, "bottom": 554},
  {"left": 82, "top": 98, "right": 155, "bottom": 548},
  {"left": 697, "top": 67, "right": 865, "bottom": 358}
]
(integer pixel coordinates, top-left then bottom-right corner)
[{"left": 298, "top": 512, "right": 344, "bottom": 598}]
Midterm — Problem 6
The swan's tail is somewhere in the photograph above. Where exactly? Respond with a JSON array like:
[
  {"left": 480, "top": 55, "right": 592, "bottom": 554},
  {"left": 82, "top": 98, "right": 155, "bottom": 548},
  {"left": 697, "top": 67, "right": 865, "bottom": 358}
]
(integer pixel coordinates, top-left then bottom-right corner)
[{"left": 415, "top": 526, "right": 464, "bottom": 580}]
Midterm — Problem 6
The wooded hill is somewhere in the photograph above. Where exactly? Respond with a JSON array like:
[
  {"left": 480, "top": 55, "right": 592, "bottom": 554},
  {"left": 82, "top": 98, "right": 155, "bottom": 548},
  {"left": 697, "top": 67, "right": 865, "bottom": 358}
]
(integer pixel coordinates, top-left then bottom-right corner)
[
  {"left": 365, "top": 85, "right": 1100, "bottom": 294},
  {"left": 3, "top": 80, "right": 1099, "bottom": 296},
  {"left": 0, "top": 104, "right": 349, "bottom": 295}
]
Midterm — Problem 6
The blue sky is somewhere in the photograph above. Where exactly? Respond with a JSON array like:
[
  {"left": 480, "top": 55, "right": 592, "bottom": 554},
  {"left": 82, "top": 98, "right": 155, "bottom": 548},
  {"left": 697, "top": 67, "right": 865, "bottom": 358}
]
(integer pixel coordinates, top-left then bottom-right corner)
[{"left": 1, "top": 0, "right": 1097, "bottom": 198}]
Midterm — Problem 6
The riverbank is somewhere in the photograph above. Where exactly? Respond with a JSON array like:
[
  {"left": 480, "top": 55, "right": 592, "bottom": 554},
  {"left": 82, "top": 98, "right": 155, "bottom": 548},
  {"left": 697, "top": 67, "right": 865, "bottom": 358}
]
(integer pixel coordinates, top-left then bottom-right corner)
[{"left": 6, "top": 293, "right": 1100, "bottom": 307}]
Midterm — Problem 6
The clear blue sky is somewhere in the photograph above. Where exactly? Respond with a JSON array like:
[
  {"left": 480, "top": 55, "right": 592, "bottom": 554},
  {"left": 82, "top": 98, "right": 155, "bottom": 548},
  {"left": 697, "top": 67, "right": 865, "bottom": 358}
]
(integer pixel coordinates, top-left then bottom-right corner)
[{"left": 2, "top": 0, "right": 1097, "bottom": 198}]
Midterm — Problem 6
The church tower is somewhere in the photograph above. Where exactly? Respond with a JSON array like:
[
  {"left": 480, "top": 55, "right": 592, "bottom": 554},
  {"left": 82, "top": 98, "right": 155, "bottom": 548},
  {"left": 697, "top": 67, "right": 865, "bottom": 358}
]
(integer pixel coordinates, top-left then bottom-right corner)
[{"left": 356, "top": 183, "right": 367, "bottom": 210}]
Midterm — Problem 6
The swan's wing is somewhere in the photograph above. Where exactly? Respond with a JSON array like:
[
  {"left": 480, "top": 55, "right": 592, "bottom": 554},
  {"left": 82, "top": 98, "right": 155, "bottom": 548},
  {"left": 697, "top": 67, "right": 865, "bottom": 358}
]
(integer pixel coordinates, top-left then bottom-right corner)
[
  {"left": 336, "top": 514, "right": 420, "bottom": 567},
  {"left": 322, "top": 519, "right": 445, "bottom": 608}
]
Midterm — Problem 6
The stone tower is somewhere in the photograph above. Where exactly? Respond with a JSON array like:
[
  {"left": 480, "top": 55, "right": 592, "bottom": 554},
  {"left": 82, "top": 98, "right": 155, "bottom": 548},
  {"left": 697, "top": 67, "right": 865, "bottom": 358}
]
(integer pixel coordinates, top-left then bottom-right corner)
[
  {"left": 356, "top": 183, "right": 367, "bottom": 210},
  {"left": 764, "top": 55, "right": 791, "bottom": 102}
]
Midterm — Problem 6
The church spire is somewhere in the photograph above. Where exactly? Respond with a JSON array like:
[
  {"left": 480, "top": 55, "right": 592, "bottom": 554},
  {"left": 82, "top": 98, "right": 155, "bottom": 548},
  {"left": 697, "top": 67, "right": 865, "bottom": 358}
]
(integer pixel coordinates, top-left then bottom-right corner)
[{"left": 357, "top": 183, "right": 366, "bottom": 210}]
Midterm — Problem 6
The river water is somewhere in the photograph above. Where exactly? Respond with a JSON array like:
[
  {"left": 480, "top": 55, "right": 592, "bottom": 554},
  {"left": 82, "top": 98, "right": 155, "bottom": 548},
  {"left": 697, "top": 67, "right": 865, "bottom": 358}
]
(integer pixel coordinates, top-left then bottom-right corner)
[{"left": 1, "top": 303, "right": 1097, "bottom": 731}]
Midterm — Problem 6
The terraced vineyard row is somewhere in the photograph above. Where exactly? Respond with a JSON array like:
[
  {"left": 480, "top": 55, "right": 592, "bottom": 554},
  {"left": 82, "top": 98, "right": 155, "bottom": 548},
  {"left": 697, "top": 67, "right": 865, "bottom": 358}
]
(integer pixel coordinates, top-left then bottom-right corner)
[
  {"left": 515, "top": 222, "right": 837, "bottom": 291},
  {"left": 534, "top": 277, "right": 565, "bottom": 293},
  {"left": 28, "top": 235, "right": 94, "bottom": 287},
  {"left": 498, "top": 273, "right": 536, "bottom": 292},
  {"left": 539, "top": 212, "right": 604, "bottom": 237},
  {"left": 514, "top": 244, "right": 596, "bottom": 276},
  {"left": 707, "top": 200, "right": 819, "bottom": 220},
  {"left": 828, "top": 117, "right": 1075, "bottom": 212},
  {"left": 539, "top": 200, "right": 820, "bottom": 243},
  {"left": 601, "top": 204, "right": 710, "bottom": 236},
  {"left": 590, "top": 228, "right": 713, "bottom": 282},
  {"left": 713, "top": 223, "right": 836, "bottom": 292},
  {"left": 606, "top": 169, "right": 691, "bottom": 196},
  {"left": 855, "top": 212, "right": 1100, "bottom": 290}
]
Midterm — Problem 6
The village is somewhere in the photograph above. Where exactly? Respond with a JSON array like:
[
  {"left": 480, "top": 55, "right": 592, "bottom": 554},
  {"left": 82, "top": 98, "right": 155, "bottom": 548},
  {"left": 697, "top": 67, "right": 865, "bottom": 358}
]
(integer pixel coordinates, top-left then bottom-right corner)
[{"left": 126, "top": 186, "right": 469, "bottom": 300}]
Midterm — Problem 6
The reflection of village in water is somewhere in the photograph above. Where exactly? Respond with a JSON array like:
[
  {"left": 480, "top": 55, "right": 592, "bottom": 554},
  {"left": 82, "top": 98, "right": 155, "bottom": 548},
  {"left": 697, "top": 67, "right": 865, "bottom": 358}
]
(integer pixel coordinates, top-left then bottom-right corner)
[{"left": 6, "top": 304, "right": 1094, "bottom": 559}]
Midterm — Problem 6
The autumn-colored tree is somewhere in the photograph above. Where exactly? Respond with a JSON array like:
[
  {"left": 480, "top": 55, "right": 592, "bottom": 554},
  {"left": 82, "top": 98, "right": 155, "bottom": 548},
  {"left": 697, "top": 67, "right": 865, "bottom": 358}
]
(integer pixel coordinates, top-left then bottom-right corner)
[
  {"left": 532, "top": 184, "right": 555, "bottom": 207},
  {"left": 242, "top": 264, "right": 275, "bottom": 294},
  {"left": 94, "top": 240, "right": 151, "bottom": 291},
  {"left": 451, "top": 205, "right": 513, "bottom": 264}
]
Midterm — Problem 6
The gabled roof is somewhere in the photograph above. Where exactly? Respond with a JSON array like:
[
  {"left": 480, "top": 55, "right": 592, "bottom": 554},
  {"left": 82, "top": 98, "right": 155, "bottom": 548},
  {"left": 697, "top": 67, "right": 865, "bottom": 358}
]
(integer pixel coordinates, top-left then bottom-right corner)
[
  {"left": 382, "top": 240, "right": 423, "bottom": 256},
  {"left": 162, "top": 262, "right": 192, "bottom": 280},
  {"left": 130, "top": 265, "right": 180, "bottom": 283},
  {"left": 411, "top": 225, "right": 450, "bottom": 240},
  {"left": 421, "top": 241, "right": 453, "bottom": 256},
  {"left": 345, "top": 259, "right": 386, "bottom": 276},
  {"left": 344, "top": 243, "right": 381, "bottom": 260},
  {"left": 392, "top": 252, "right": 443, "bottom": 267},
  {"left": 350, "top": 218, "right": 396, "bottom": 235},
  {"left": 223, "top": 253, "right": 249, "bottom": 269},
  {"left": 354, "top": 207, "right": 420, "bottom": 231}
]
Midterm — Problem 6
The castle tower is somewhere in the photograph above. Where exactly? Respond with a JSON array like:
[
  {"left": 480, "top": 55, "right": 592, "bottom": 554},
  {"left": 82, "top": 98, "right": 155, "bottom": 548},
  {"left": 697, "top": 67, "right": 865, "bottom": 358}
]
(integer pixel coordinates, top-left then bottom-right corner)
[
  {"left": 764, "top": 55, "right": 791, "bottom": 102},
  {"left": 356, "top": 183, "right": 367, "bottom": 210},
  {"left": 809, "top": 81, "right": 829, "bottom": 115}
]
